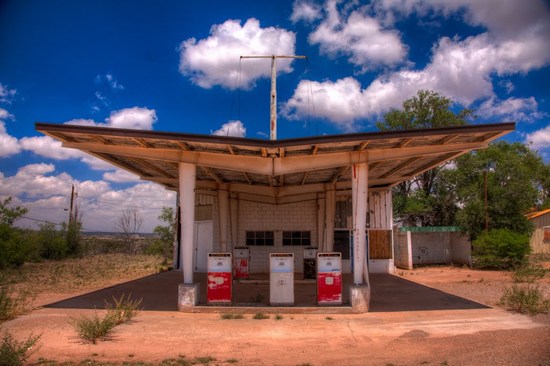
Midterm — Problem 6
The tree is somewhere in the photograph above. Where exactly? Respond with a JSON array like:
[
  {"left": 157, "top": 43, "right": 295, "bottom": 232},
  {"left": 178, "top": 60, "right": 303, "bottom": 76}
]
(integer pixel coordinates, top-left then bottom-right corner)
[
  {"left": 64, "top": 202, "right": 82, "bottom": 256},
  {"left": 376, "top": 90, "right": 474, "bottom": 226},
  {"left": 0, "top": 197, "right": 30, "bottom": 268},
  {"left": 115, "top": 208, "right": 143, "bottom": 254},
  {"left": 453, "top": 141, "right": 545, "bottom": 239},
  {"left": 147, "top": 207, "right": 176, "bottom": 266}
]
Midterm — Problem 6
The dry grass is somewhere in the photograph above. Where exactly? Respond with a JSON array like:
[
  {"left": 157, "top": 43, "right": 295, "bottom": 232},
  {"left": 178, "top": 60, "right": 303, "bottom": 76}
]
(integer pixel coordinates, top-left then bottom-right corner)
[{"left": 0, "top": 254, "right": 163, "bottom": 311}]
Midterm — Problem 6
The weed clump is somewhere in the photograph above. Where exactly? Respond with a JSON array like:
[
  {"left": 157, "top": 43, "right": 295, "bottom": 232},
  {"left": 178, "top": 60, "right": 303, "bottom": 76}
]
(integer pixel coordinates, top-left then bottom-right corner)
[
  {"left": 252, "top": 312, "right": 269, "bottom": 320},
  {"left": 220, "top": 313, "right": 244, "bottom": 320},
  {"left": 72, "top": 312, "right": 115, "bottom": 344},
  {"left": 0, "top": 286, "right": 33, "bottom": 323},
  {"left": 72, "top": 293, "right": 142, "bottom": 343},
  {"left": 0, "top": 332, "right": 41, "bottom": 366},
  {"left": 499, "top": 284, "right": 550, "bottom": 315},
  {"left": 105, "top": 293, "right": 142, "bottom": 325},
  {"left": 511, "top": 265, "right": 547, "bottom": 283}
]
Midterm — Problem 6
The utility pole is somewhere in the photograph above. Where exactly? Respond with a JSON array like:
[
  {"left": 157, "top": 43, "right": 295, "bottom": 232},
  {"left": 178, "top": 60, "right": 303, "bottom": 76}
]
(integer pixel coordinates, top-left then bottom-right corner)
[
  {"left": 69, "top": 184, "right": 76, "bottom": 225},
  {"left": 240, "top": 55, "right": 307, "bottom": 140},
  {"left": 484, "top": 170, "right": 488, "bottom": 232}
]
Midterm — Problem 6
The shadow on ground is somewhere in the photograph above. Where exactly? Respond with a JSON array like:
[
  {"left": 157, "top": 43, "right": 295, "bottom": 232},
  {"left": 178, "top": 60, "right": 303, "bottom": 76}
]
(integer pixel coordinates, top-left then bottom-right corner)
[{"left": 45, "top": 271, "right": 489, "bottom": 312}]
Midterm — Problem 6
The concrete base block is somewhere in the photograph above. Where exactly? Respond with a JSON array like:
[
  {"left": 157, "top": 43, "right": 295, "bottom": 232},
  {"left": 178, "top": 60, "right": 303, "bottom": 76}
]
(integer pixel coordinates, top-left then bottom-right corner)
[
  {"left": 178, "top": 283, "right": 199, "bottom": 312},
  {"left": 350, "top": 285, "right": 370, "bottom": 313}
]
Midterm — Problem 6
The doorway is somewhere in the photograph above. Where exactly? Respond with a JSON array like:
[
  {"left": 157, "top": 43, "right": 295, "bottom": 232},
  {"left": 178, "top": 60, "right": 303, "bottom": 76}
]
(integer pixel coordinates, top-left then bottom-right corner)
[{"left": 193, "top": 221, "right": 213, "bottom": 272}]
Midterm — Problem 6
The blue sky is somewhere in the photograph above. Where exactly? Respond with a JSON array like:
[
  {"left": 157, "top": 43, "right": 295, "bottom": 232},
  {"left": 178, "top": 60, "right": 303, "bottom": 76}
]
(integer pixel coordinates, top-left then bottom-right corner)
[{"left": 1, "top": 0, "right": 549, "bottom": 232}]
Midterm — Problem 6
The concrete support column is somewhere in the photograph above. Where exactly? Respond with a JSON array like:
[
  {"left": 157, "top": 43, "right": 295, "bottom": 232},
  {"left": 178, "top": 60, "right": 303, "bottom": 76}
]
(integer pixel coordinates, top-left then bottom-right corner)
[
  {"left": 325, "top": 185, "right": 336, "bottom": 251},
  {"left": 351, "top": 162, "right": 368, "bottom": 285},
  {"left": 317, "top": 195, "right": 326, "bottom": 251},
  {"left": 230, "top": 194, "right": 238, "bottom": 248},
  {"left": 218, "top": 184, "right": 229, "bottom": 252},
  {"left": 178, "top": 162, "right": 198, "bottom": 311},
  {"left": 179, "top": 162, "right": 196, "bottom": 284},
  {"left": 173, "top": 192, "right": 180, "bottom": 269},
  {"left": 350, "top": 162, "right": 370, "bottom": 313}
]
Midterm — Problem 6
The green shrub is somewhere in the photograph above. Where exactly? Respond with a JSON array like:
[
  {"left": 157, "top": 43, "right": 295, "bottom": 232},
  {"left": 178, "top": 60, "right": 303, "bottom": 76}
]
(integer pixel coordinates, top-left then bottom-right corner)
[
  {"left": 499, "top": 284, "right": 550, "bottom": 315},
  {"left": 252, "top": 312, "right": 269, "bottom": 320},
  {"left": 472, "top": 229, "right": 530, "bottom": 269},
  {"left": 512, "top": 265, "right": 547, "bottom": 283},
  {"left": 36, "top": 222, "right": 68, "bottom": 260},
  {"left": 0, "top": 332, "right": 41, "bottom": 366},
  {"left": 72, "top": 312, "right": 116, "bottom": 344},
  {"left": 0, "top": 287, "right": 33, "bottom": 323},
  {"left": 104, "top": 293, "right": 142, "bottom": 325}
]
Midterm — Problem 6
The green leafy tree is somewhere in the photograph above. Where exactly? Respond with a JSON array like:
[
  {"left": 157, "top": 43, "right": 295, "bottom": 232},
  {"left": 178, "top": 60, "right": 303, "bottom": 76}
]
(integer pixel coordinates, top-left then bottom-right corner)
[
  {"left": 0, "top": 197, "right": 30, "bottom": 268},
  {"left": 37, "top": 222, "right": 67, "bottom": 260},
  {"left": 376, "top": 90, "right": 474, "bottom": 226},
  {"left": 453, "top": 141, "right": 545, "bottom": 239},
  {"left": 147, "top": 207, "right": 176, "bottom": 265}
]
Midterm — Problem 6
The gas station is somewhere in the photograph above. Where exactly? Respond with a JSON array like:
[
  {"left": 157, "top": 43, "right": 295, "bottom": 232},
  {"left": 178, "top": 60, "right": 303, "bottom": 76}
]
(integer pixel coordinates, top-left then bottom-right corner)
[{"left": 36, "top": 121, "right": 514, "bottom": 312}]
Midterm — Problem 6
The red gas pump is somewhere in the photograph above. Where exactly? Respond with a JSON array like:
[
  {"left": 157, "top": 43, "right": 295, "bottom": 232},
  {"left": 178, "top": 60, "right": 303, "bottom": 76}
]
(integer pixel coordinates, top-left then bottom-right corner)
[
  {"left": 234, "top": 247, "right": 250, "bottom": 279},
  {"left": 207, "top": 253, "right": 232, "bottom": 304},
  {"left": 317, "top": 252, "right": 342, "bottom": 305}
]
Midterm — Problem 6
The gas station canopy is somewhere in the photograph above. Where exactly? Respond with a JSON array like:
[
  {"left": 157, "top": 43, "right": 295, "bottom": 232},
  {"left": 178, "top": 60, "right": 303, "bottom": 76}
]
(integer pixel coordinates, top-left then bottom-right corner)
[{"left": 35, "top": 122, "right": 514, "bottom": 192}]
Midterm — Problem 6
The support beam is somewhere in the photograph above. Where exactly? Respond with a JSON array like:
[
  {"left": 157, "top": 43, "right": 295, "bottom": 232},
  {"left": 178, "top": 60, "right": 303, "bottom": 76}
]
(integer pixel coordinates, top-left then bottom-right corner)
[
  {"left": 379, "top": 157, "right": 421, "bottom": 179},
  {"left": 200, "top": 166, "right": 223, "bottom": 184},
  {"left": 179, "top": 162, "right": 196, "bottom": 284},
  {"left": 63, "top": 141, "right": 487, "bottom": 176},
  {"left": 357, "top": 141, "right": 369, "bottom": 151}
]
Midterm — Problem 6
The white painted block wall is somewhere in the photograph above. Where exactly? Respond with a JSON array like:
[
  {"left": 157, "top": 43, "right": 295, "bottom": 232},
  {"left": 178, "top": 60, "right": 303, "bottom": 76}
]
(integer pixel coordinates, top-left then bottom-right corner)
[{"left": 237, "top": 200, "right": 318, "bottom": 273}]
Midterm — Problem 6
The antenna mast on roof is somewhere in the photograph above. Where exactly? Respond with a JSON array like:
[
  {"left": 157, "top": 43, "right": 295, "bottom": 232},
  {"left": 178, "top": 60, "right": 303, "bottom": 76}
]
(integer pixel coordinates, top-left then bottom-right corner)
[{"left": 240, "top": 55, "right": 307, "bottom": 140}]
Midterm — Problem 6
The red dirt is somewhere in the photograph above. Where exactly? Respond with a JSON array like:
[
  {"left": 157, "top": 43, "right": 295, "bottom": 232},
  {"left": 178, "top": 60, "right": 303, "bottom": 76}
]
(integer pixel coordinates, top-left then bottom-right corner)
[{"left": 2, "top": 264, "right": 549, "bottom": 365}]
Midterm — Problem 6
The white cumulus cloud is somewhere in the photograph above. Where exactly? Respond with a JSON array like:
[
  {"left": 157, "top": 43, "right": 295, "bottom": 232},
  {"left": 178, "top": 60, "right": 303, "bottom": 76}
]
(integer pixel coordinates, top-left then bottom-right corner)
[
  {"left": 291, "top": 0, "right": 323, "bottom": 23},
  {"left": 103, "top": 169, "right": 141, "bottom": 183},
  {"left": 20, "top": 135, "right": 84, "bottom": 160},
  {"left": 105, "top": 107, "right": 157, "bottom": 130},
  {"left": 477, "top": 97, "right": 544, "bottom": 123},
  {"left": 0, "top": 119, "right": 20, "bottom": 158},
  {"left": 285, "top": 0, "right": 550, "bottom": 129},
  {"left": 179, "top": 18, "right": 296, "bottom": 89},
  {"left": 525, "top": 124, "right": 550, "bottom": 151},
  {"left": 21, "top": 107, "right": 156, "bottom": 173},
  {"left": 211, "top": 120, "right": 246, "bottom": 137},
  {"left": 1, "top": 164, "right": 176, "bottom": 232},
  {"left": 309, "top": 0, "right": 407, "bottom": 71}
]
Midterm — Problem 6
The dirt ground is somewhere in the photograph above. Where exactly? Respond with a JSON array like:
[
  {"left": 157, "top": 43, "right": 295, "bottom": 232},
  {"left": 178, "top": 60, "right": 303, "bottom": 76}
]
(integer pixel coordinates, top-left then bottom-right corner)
[{"left": 2, "top": 263, "right": 550, "bottom": 366}]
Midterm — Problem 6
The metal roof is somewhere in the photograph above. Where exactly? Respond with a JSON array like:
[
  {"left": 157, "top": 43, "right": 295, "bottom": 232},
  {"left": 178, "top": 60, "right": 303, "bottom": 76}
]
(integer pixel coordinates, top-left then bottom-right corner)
[{"left": 36, "top": 122, "right": 514, "bottom": 196}]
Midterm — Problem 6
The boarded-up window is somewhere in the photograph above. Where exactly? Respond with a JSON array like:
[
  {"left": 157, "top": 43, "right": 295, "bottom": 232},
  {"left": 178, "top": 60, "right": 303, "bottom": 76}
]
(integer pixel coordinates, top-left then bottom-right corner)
[
  {"left": 544, "top": 227, "right": 550, "bottom": 243},
  {"left": 368, "top": 230, "right": 392, "bottom": 259}
]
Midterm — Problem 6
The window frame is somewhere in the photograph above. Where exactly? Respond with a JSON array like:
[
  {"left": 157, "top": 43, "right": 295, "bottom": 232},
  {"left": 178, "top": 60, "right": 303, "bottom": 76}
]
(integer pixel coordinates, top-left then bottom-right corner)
[
  {"left": 246, "top": 231, "right": 274, "bottom": 246},
  {"left": 282, "top": 231, "right": 311, "bottom": 246}
]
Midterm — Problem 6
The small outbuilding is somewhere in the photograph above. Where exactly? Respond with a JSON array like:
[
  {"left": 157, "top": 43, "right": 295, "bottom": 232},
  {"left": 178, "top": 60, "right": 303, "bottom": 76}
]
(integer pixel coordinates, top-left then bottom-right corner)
[{"left": 526, "top": 209, "right": 550, "bottom": 254}]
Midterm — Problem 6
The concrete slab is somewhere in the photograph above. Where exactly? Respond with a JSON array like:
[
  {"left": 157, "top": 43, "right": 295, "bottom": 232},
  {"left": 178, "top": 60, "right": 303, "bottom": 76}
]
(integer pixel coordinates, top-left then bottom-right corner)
[{"left": 45, "top": 270, "right": 489, "bottom": 313}]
